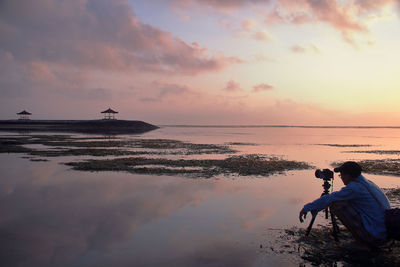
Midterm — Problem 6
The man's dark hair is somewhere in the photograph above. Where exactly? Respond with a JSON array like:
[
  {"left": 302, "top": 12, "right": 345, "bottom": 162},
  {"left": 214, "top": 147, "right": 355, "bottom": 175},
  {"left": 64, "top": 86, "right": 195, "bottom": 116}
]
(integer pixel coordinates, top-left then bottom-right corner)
[{"left": 334, "top": 161, "right": 362, "bottom": 179}]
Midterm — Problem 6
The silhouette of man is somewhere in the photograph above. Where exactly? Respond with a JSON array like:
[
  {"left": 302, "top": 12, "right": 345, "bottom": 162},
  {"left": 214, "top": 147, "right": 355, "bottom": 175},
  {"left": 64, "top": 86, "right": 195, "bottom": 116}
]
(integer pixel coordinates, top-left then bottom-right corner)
[{"left": 299, "top": 161, "right": 390, "bottom": 246}]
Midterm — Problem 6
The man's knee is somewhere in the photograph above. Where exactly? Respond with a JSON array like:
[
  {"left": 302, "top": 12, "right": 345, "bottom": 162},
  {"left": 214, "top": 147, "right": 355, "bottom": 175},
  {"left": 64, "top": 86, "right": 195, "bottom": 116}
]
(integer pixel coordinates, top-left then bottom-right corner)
[
  {"left": 329, "top": 201, "right": 380, "bottom": 245},
  {"left": 330, "top": 200, "right": 349, "bottom": 215}
]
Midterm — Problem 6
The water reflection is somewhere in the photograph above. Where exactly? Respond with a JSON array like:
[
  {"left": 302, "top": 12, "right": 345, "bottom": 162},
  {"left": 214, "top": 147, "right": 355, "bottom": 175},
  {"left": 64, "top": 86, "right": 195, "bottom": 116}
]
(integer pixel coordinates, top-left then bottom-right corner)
[
  {"left": 2, "top": 127, "right": 400, "bottom": 266},
  {"left": 1, "top": 155, "right": 272, "bottom": 266},
  {"left": 1, "top": 154, "right": 399, "bottom": 266},
  {"left": 0, "top": 157, "right": 324, "bottom": 266}
]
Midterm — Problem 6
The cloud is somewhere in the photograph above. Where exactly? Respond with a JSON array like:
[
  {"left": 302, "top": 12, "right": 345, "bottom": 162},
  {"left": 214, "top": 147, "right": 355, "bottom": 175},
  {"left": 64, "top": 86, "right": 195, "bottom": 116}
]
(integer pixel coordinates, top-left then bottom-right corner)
[
  {"left": 171, "top": 0, "right": 268, "bottom": 10},
  {"left": 267, "top": 0, "right": 398, "bottom": 43},
  {"left": 290, "top": 44, "right": 320, "bottom": 54},
  {"left": 241, "top": 19, "right": 257, "bottom": 31},
  {"left": 252, "top": 53, "right": 275, "bottom": 62},
  {"left": 180, "top": 15, "right": 191, "bottom": 22},
  {"left": 251, "top": 30, "right": 272, "bottom": 41},
  {"left": 230, "top": 18, "right": 272, "bottom": 42},
  {"left": 354, "top": 0, "right": 395, "bottom": 15},
  {"left": 0, "top": 49, "right": 116, "bottom": 119},
  {"left": 0, "top": 50, "right": 33, "bottom": 98},
  {"left": 24, "top": 62, "right": 58, "bottom": 84},
  {"left": 156, "top": 81, "right": 192, "bottom": 97},
  {"left": 84, "top": 88, "right": 113, "bottom": 100},
  {"left": 140, "top": 80, "right": 199, "bottom": 102},
  {"left": 224, "top": 80, "right": 243, "bottom": 92},
  {"left": 139, "top": 97, "right": 159, "bottom": 103},
  {"left": 174, "top": 0, "right": 397, "bottom": 44},
  {"left": 290, "top": 45, "right": 306, "bottom": 53},
  {"left": 0, "top": 0, "right": 242, "bottom": 75},
  {"left": 252, "top": 83, "right": 274, "bottom": 92},
  {"left": 310, "top": 44, "right": 320, "bottom": 54}
]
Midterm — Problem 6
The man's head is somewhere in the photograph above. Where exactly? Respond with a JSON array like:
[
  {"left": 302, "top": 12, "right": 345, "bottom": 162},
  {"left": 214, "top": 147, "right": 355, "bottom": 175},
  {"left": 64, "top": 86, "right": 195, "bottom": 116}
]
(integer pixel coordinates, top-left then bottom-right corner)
[{"left": 334, "top": 161, "right": 362, "bottom": 185}]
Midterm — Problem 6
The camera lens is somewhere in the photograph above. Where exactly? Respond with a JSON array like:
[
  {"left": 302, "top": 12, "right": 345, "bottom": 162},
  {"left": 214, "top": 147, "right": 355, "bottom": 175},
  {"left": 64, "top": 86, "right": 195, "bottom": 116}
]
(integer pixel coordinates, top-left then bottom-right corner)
[{"left": 315, "top": 169, "right": 324, "bottom": 179}]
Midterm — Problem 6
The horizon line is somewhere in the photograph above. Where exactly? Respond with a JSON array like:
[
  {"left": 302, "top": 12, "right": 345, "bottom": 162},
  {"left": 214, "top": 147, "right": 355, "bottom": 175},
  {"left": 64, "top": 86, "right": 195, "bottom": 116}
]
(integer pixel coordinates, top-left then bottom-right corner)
[
  {"left": 160, "top": 124, "right": 400, "bottom": 129},
  {"left": 3, "top": 119, "right": 400, "bottom": 129}
]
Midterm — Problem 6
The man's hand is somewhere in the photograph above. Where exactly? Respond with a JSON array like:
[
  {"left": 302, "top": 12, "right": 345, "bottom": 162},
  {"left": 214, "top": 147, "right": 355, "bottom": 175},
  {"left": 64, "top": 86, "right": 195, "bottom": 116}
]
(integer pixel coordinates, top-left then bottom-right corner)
[{"left": 299, "top": 208, "right": 307, "bottom": 223}]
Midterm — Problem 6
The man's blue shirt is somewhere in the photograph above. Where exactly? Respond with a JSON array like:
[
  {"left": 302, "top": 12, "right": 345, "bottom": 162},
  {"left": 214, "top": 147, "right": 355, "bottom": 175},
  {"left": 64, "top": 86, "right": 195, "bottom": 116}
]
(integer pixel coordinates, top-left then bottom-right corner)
[{"left": 303, "top": 175, "right": 391, "bottom": 239}]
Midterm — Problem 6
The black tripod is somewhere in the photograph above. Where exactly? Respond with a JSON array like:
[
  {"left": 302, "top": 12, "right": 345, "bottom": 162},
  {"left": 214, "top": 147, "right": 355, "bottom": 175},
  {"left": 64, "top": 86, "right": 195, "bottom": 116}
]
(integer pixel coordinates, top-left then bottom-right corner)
[{"left": 305, "top": 179, "right": 340, "bottom": 241}]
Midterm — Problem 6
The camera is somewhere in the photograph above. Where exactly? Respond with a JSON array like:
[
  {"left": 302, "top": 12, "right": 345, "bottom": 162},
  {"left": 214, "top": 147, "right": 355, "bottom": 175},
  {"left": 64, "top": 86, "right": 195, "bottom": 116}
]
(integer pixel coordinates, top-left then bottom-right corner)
[{"left": 315, "top": 168, "right": 334, "bottom": 180}]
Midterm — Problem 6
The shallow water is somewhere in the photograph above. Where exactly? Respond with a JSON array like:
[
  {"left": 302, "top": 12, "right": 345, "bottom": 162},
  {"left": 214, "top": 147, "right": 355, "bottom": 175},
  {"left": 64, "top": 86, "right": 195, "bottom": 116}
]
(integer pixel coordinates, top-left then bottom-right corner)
[{"left": 1, "top": 126, "right": 400, "bottom": 266}]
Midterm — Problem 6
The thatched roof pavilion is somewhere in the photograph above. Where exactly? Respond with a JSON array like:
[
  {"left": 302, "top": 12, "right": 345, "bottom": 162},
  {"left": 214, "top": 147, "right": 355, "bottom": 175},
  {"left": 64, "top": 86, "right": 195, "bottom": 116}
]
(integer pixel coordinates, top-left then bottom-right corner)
[
  {"left": 17, "top": 110, "right": 32, "bottom": 120},
  {"left": 101, "top": 108, "right": 118, "bottom": 120}
]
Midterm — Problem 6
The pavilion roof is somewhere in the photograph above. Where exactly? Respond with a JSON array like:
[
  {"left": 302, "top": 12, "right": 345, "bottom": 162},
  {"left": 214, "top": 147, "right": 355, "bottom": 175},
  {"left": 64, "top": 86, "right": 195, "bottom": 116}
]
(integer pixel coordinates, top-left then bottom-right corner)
[
  {"left": 17, "top": 110, "right": 32, "bottom": 115},
  {"left": 101, "top": 108, "right": 118, "bottom": 114}
]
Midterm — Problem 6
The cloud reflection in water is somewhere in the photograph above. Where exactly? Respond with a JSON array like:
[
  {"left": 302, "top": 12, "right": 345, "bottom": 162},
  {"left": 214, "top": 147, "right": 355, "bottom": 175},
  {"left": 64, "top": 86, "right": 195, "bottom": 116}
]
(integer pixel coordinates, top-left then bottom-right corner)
[{"left": 0, "top": 156, "right": 262, "bottom": 267}]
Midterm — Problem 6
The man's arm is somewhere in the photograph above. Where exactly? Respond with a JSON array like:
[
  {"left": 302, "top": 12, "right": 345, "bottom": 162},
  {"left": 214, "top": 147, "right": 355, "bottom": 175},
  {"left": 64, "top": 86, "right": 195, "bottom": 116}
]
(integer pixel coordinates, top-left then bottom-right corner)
[{"left": 299, "top": 184, "right": 356, "bottom": 222}]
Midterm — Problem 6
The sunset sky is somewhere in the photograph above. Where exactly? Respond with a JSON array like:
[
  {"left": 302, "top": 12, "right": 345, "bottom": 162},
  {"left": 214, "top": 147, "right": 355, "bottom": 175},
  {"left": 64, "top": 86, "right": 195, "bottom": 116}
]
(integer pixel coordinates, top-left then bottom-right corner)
[{"left": 1, "top": 0, "right": 400, "bottom": 125}]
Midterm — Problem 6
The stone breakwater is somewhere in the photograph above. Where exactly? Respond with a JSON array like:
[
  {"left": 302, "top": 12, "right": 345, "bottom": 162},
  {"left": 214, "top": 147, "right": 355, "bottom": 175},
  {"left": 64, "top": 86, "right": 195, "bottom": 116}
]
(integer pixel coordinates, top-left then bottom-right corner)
[{"left": 0, "top": 120, "right": 159, "bottom": 134}]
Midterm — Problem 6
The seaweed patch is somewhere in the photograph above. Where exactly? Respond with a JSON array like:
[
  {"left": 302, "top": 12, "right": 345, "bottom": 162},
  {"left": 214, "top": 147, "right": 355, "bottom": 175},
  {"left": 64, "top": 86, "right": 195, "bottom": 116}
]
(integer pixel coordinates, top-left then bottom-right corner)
[
  {"left": 0, "top": 134, "right": 312, "bottom": 177},
  {"left": 0, "top": 135, "right": 236, "bottom": 156},
  {"left": 65, "top": 154, "right": 311, "bottom": 178},
  {"left": 333, "top": 159, "right": 400, "bottom": 177},
  {"left": 345, "top": 150, "right": 400, "bottom": 155},
  {"left": 316, "top": 144, "right": 372, "bottom": 148},
  {"left": 226, "top": 142, "right": 259, "bottom": 146}
]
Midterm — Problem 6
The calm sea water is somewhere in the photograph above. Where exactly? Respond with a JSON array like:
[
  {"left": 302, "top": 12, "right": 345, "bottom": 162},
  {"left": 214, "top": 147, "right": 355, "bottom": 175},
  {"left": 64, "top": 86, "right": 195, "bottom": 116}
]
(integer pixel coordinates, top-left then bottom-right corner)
[{"left": 1, "top": 126, "right": 400, "bottom": 266}]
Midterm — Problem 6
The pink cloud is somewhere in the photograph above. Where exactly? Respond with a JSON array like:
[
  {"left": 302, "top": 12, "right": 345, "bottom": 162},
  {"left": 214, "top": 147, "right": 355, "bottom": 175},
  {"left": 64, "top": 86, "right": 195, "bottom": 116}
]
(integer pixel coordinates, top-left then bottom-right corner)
[
  {"left": 354, "top": 0, "right": 394, "bottom": 15},
  {"left": 224, "top": 80, "right": 243, "bottom": 92},
  {"left": 262, "top": 0, "right": 369, "bottom": 44},
  {"left": 269, "top": 0, "right": 400, "bottom": 43},
  {"left": 252, "top": 53, "right": 275, "bottom": 62},
  {"left": 290, "top": 45, "right": 306, "bottom": 53},
  {"left": 140, "top": 80, "right": 199, "bottom": 102},
  {"left": 252, "top": 83, "right": 274, "bottom": 92},
  {"left": 0, "top": 50, "right": 33, "bottom": 98},
  {"left": 290, "top": 44, "right": 320, "bottom": 54},
  {"left": 23, "top": 61, "right": 92, "bottom": 91},
  {"left": 172, "top": 0, "right": 267, "bottom": 10},
  {"left": 307, "top": 1, "right": 366, "bottom": 31},
  {"left": 174, "top": 0, "right": 398, "bottom": 43},
  {"left": 25, "top": 62, "right": 56, "bottom": 83},
  {"left": 0, "top": 0, "right": 242, "bottom": 75},
  {"left": 252, "top": 30, "right": 272, "bottom": 41},
  {"left": 241, "top": 19, "right": 257, "bottom": 31}
]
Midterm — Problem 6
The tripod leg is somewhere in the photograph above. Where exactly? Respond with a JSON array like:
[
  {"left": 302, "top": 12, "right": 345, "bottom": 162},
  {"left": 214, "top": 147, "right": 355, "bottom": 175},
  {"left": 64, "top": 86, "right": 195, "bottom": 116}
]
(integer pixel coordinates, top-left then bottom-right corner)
[
  {"left": 329, "top": 207, "right": 339, "bottom": 241},
  {"left": 305, "top": 213, "right": 318, "bottom": 236}
]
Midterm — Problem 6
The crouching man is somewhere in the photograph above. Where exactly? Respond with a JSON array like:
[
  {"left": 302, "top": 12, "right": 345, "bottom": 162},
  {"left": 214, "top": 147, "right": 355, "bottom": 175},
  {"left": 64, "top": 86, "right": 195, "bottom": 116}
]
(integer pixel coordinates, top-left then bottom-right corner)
[{"left": 299, "top": 161, "right": 391, "bottom": 247}]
